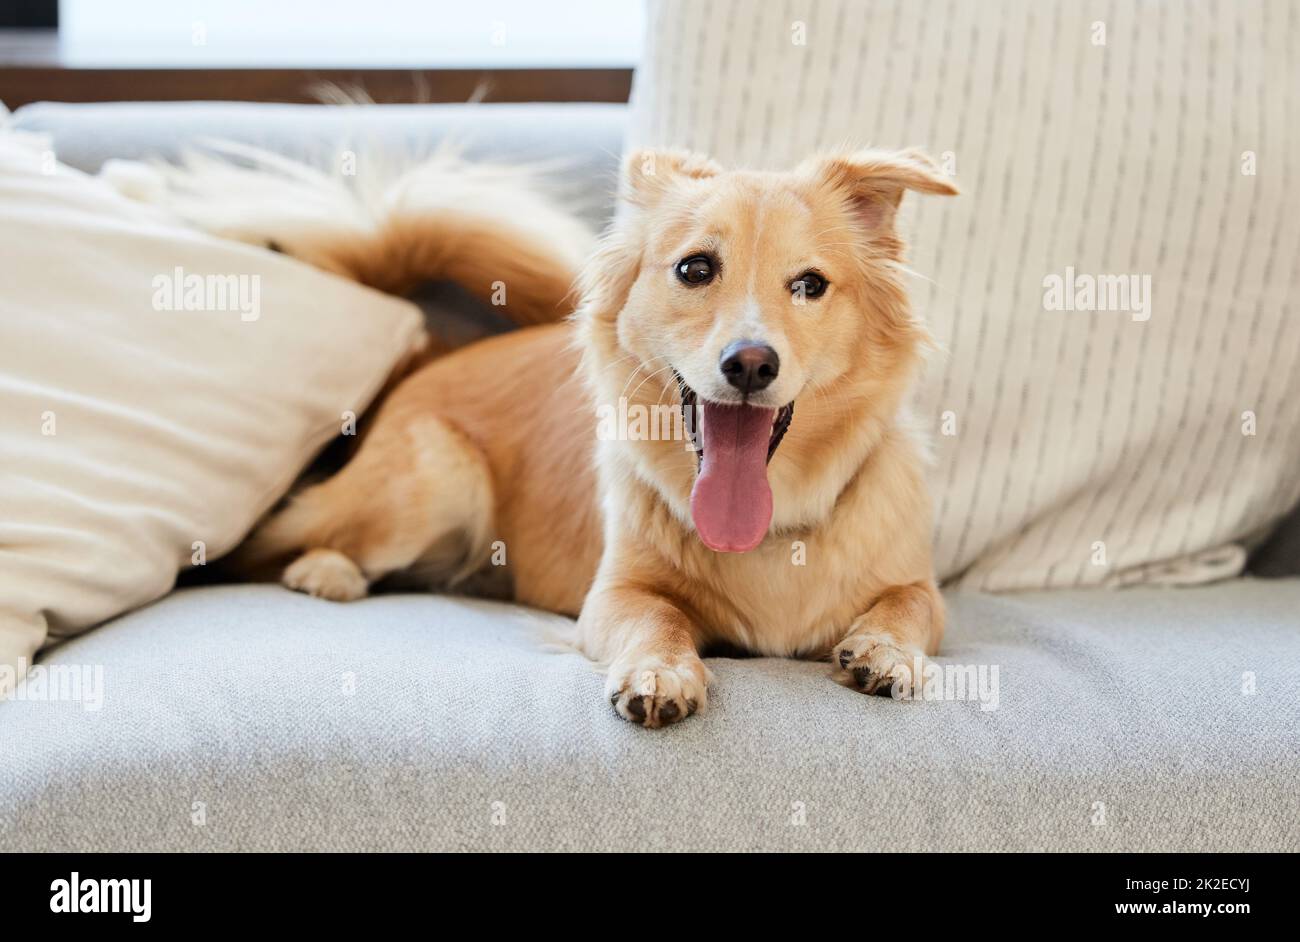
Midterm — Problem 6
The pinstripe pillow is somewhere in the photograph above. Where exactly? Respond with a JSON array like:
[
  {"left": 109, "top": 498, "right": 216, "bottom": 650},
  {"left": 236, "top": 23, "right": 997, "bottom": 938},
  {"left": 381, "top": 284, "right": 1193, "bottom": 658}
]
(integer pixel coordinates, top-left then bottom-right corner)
[{"left": 627, "top": 0, "right": 1300, "bottom": 590}]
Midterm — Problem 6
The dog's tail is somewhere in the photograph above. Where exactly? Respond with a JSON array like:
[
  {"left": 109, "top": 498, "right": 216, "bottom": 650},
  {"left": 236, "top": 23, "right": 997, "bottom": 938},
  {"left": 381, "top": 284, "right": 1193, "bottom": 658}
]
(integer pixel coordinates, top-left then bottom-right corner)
[{"left": 102, "top": 139, "right": 595, "bottom": 331}]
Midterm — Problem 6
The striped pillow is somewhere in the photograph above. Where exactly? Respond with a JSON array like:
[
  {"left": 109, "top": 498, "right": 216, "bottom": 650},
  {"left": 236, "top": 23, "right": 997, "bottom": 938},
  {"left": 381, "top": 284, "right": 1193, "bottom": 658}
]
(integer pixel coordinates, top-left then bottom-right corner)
[{"left": 627, "top": 0, "right": 1300, "bottom": 590}]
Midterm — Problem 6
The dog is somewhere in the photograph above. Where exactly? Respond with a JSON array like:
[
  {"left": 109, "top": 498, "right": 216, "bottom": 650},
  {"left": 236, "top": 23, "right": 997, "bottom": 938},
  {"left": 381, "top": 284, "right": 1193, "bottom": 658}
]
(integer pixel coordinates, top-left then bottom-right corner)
[{"left": 207, "top": 144, "right": 958, "bottom": 727}]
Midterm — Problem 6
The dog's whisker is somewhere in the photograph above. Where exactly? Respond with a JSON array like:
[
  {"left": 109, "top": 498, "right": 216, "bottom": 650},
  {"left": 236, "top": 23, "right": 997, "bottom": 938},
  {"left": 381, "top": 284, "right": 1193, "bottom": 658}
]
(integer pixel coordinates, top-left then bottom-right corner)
[
  {"left": 612, "top": 355, "right": 670, "bottom": 400},
  {"left": 616, "top": 361, "right": 669, "bottom": 402},
  {"left": 616, "top": 357, "right": 671, "bottom": 402},
  {"left": 626, "top": 364, "right": 678, "bottom": 404}
]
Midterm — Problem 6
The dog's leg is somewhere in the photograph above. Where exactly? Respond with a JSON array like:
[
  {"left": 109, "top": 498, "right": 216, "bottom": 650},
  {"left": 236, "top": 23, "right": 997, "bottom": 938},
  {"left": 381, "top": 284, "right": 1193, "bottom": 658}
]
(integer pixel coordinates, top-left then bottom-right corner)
[
  {"left": 578, "top": 585, "right": 712, "bottom": 728},
  {"left": 831, "top": 581, "right": 945, "bottom": 698},
  {"left": 240, "top": 410, "right": 494, "bottom": 600}
]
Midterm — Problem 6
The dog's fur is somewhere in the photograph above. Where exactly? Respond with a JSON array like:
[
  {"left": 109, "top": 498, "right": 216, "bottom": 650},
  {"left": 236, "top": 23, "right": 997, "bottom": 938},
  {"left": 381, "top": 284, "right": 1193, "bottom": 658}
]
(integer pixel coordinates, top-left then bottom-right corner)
[{"left": 155, "top": 142, "right": 958, "bottom": 727}]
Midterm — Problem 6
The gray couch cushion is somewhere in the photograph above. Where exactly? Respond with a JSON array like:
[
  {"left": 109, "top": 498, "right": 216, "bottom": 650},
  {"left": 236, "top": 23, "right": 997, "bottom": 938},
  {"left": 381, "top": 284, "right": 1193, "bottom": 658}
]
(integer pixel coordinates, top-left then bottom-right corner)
[
  {"left": 10, "top": 101, "right": 627, "bottom": 230},
  {"left": 2, "top": 581, "right": 1296, "bottom": 852}
]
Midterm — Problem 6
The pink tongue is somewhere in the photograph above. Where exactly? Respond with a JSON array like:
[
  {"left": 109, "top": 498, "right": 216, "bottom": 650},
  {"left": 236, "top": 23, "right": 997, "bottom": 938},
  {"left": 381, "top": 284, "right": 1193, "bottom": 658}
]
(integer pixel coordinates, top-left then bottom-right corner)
[{"left": 690, "top": 402, "right": 775, "bottom": 552}]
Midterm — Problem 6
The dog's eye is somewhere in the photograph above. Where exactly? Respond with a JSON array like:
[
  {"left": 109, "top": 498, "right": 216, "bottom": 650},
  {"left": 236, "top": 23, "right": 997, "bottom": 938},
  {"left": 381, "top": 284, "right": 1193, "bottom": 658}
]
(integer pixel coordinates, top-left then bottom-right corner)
[
  {"left": 676, "top": 255, "right": 715, "bottom": 286},
  {"left": 791, "top": 271, "right": 828, "bottom": 300}
]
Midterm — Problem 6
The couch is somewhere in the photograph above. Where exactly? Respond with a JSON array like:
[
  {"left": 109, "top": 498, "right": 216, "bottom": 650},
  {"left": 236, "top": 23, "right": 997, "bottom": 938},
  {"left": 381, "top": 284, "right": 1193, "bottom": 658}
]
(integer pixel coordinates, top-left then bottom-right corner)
[{"left": 1, "top": 101, "right": 1297, "bottom": 852}]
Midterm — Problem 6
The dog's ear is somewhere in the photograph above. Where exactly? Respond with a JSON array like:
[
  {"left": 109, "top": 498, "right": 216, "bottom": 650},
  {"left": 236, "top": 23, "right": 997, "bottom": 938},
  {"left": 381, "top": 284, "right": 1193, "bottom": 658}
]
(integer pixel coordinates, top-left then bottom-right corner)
[
  {"left": 621, "top": 148, "right": 723, "bottom": 208},
  {"left": 800, "top": 147, "right": 958, "bottom": 231}
]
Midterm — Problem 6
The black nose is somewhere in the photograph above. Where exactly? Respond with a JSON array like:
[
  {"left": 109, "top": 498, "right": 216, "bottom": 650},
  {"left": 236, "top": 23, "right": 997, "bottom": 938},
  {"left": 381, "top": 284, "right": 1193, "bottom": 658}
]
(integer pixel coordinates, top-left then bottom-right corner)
[{"left": 719, "top": 341, "right": 780, "bottom": 393}]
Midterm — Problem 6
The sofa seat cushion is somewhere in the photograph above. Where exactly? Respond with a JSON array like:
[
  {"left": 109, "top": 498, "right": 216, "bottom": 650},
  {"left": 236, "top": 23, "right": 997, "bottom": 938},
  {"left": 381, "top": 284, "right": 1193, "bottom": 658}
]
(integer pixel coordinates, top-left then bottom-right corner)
[{"left": 1, "top": 582, "right": 1296, "bottom": 851}]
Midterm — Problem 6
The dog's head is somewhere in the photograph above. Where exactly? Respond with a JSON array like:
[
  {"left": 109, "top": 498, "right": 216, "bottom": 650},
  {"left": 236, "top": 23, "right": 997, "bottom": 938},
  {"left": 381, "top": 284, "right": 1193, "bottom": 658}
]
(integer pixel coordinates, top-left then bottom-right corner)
[{"left": 578, "top": 147, "right": 957, "bottom": 553}]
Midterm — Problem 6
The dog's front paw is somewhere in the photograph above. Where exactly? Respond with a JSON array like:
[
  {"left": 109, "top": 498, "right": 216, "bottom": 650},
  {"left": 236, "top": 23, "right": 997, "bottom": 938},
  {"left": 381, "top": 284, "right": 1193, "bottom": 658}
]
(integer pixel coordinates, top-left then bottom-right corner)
[
  {"left": 832, "top": 631, "right": 923, "bottom": 698},
  {"left": 606, "top": 655, "right": 711, "bottom": 728},
  {"left": 283, "top": 548, "right": 368, "bottom": 602}
]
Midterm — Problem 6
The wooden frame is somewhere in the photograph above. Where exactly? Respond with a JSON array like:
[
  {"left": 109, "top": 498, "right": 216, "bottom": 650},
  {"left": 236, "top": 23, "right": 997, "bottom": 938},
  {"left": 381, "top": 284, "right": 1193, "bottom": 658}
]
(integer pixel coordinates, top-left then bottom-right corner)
[{"left": 0, "top": 65, "right": 633, "bottom": 108}]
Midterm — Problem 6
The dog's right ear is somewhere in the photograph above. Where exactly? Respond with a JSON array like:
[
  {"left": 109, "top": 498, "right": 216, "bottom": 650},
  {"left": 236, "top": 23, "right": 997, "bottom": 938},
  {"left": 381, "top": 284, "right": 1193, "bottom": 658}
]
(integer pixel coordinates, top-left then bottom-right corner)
[{"left": 621, "top": 148, "right": 723, "bottom": 208}]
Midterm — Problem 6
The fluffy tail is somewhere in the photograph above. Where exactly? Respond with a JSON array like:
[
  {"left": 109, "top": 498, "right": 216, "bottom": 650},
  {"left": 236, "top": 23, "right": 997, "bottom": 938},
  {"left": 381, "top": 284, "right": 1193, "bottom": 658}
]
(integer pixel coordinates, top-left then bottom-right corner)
[{"left": 102, "top": 138, "right": 595, "bottom": 329}]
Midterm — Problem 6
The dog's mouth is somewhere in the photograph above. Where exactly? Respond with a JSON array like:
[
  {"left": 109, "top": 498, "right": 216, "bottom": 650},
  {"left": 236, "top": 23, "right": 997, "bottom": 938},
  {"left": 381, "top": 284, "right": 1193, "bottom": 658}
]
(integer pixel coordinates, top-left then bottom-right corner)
[{"left": 675, "top": 372, "right": 794, "bottom": 554}]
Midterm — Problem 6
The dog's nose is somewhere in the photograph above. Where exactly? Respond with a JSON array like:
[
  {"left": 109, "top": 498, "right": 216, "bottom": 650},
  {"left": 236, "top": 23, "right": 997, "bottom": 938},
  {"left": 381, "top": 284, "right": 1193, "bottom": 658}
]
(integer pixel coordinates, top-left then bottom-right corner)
[{"left": 719, "top": 341, "right": 780, "bottom": 393}]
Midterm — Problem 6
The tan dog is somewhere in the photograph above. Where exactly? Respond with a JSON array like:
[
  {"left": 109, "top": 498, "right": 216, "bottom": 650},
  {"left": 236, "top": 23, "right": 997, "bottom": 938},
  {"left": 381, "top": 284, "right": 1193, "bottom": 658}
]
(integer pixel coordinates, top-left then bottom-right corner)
[{"left": 237, "top": 146, "right": 958, "bottom": 727}]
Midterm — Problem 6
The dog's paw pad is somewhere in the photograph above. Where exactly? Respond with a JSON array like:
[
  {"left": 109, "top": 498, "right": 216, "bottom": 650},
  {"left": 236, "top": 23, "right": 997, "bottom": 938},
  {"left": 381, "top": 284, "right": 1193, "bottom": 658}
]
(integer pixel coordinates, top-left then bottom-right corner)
[
  {"left": 852, "top": 665, "right": 903, "bottom": 697},
  {"left": 283, "top": 549, "right": 368, "bottom": 602},
  {"left": 832, "top": 632, "right": 922, "bottom": 699},
  {"left": 607, "top": 662, "right": 709, "bottom": 729}
]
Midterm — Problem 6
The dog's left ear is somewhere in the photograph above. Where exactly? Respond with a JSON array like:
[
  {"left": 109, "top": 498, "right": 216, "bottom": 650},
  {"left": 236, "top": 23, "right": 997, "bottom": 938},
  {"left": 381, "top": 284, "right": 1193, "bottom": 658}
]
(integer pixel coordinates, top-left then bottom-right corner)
[
  {"left": 621, "top": 148, "right": 723, "bottom": 208},
  {"left": 800, "top": 147, "right": 958, "bottom": 231}
]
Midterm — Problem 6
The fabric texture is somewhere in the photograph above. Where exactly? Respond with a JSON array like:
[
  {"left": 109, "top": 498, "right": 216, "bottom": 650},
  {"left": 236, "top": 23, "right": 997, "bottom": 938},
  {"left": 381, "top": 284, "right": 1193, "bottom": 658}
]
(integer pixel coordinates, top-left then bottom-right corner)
[
  {"left": 627, "top": 0, "right": 1300, "bottom": 591},
  {"left": 0, "top": 131, "right": 425, "bottom": 693},
  {"left": 1, "top": 581, "right": 1296, "bottom": 852}
]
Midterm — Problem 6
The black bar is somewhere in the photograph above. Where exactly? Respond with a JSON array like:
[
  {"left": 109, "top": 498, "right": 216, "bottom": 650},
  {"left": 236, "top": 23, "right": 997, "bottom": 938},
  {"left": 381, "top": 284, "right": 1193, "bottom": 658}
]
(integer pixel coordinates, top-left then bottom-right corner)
[{"left": 1, "top": 853, "right": 1286, "bottom": 927}]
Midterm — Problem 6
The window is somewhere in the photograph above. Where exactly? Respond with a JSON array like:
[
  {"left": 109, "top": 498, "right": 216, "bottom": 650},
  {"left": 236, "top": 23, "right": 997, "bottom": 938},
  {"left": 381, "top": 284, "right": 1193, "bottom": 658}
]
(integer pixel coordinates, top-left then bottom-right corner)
[{"left": 57, "top": 0, "right": 645, "bottom": 68}]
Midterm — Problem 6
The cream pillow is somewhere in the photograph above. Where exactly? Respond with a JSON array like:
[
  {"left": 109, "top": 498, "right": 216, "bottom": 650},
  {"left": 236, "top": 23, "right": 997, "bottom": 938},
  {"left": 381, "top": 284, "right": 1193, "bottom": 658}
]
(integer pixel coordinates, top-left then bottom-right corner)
[
  {"left": 628, "top": 0, "right": 1300, "bottom": 590},
  {"left": 0, "top": 132, "right": 424, "bottom": 693}
]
